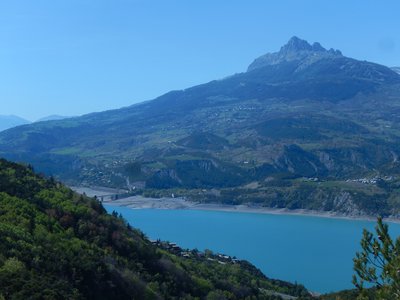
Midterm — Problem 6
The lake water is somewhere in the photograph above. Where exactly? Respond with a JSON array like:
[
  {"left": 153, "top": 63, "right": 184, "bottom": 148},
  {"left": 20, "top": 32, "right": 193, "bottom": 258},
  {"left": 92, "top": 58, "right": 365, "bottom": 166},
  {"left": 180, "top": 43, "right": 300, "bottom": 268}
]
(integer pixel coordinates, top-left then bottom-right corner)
[{"left": 104, "top": 205, "right": 400, "bottom": 293}]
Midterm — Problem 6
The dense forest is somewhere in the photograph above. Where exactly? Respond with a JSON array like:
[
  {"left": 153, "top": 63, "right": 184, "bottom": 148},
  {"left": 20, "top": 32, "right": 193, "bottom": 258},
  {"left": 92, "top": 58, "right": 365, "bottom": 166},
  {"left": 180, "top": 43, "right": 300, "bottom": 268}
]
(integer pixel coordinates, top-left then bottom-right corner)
[{"left": 0, "top": 158, "right": 312, "bottom": 299}]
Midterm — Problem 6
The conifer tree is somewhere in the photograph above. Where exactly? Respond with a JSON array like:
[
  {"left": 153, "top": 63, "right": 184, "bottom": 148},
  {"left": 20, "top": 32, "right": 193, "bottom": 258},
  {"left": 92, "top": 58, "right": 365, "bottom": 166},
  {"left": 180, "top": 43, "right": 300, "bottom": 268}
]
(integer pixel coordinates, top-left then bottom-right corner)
[{"left": 353, "top": 217, "right": 400, "bottom": 299}]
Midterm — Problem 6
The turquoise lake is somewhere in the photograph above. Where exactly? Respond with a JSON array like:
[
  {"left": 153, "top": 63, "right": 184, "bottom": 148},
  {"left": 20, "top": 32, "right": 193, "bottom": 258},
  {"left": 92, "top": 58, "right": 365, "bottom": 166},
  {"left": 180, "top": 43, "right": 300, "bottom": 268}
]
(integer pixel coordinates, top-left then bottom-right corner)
[{"left": 104, "top": 205, "right": 400, "bottom": 294}]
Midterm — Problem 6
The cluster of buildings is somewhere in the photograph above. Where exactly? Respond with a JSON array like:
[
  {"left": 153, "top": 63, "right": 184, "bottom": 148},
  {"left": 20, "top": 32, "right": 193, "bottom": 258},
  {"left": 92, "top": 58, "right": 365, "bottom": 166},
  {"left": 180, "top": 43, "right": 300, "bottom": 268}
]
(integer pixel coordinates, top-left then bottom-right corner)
[
  {"left": 150, "top": 240, "right": 240, "bottom": 265},
  {"left": 346, "top": 175, "right": 395, "bottom": 185}
]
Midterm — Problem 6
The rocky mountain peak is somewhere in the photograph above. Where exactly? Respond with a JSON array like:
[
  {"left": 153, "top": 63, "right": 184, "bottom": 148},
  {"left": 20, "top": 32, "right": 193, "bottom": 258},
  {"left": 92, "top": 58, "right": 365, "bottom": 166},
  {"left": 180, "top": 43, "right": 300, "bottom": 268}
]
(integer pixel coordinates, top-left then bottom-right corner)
[
  {"left": 280, "top": 36, "right": 314, "bottom": 53},
  {"left": 247, "top": 36, "right": 343, "bottom": 72}
]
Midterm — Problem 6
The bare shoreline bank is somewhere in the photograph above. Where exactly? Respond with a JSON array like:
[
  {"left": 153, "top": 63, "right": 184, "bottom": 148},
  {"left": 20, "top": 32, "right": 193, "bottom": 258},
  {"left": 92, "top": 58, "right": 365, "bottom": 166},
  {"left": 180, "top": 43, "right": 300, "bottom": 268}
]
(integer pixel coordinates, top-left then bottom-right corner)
[
  {"left": 100, "top": 195, "right": 400, "bottom": 224},
  {"left": 69, "top": 185, "right": 400, "bottom": 223}
]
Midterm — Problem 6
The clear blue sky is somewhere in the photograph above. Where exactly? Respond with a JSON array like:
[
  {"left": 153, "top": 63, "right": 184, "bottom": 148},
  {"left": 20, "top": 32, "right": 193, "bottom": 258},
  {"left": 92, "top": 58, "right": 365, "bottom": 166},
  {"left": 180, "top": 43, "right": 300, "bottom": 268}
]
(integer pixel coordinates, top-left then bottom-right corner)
[{"left": 1, "top": 0, "right": 399, "bottom": 121}]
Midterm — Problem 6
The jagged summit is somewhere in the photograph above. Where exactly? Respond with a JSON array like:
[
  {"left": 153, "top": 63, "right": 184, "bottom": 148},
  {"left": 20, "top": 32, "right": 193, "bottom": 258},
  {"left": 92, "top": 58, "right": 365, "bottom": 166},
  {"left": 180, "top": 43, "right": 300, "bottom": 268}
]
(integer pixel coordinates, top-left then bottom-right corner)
[
  {"left": 279, "top": 36, "right": 341, "bottom": 54},
  {"left": 280, "top": 36, "right": 315, "bottom": 52},
  {"left": 247, "top": 36, "right": 342, "bottom": 71}
]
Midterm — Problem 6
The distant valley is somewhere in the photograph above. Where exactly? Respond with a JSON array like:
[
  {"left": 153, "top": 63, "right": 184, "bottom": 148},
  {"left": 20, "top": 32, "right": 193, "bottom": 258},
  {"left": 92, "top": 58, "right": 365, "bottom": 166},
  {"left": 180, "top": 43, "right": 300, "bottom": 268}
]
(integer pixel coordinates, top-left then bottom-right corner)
[{"left": 1, "top": 37, "right": 400, "bottom": 218}]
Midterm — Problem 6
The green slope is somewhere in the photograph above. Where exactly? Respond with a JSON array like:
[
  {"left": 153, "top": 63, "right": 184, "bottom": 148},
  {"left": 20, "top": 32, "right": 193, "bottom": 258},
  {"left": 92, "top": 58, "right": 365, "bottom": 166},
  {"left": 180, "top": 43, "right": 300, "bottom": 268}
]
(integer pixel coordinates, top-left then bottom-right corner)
[{"left": 0, "top": 158, "right": 311, "bottom": 299}]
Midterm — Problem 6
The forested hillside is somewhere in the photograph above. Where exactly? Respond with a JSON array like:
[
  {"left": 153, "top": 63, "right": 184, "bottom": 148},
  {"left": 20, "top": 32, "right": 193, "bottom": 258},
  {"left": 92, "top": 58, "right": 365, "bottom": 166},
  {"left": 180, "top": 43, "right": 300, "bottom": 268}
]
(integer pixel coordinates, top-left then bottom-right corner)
[{"left": 0, "top": 158, "right": 310, "bottom": 299}]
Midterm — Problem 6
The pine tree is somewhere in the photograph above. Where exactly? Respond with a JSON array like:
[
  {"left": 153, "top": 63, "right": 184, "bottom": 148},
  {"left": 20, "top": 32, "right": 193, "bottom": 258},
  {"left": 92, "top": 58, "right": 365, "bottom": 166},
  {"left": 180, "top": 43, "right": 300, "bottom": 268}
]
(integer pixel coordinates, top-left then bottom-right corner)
[{"left": 353, "top": 217, "right": 400, "bottom": 299}]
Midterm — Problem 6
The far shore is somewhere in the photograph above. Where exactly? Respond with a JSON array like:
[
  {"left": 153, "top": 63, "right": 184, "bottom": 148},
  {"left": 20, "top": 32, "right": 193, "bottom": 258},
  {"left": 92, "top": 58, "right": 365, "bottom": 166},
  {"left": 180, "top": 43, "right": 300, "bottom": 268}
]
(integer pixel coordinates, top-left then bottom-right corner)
[
  {"left": 69, "top": 185, "right": 400, "bottom": 223},
  {"left": 99, "top": 194, "right": 400, "bottom": 224}
]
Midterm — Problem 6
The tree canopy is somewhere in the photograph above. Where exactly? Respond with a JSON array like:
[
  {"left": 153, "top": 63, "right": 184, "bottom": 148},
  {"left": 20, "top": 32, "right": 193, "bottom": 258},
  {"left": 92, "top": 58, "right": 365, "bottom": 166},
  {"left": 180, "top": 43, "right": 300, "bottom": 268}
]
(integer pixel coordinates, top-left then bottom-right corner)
[
  {"left": 353, "top": 217, "right": 400, "bottom": 299},
  {"left": 0, "top": 158, "right": 310, "bottom": 299}
]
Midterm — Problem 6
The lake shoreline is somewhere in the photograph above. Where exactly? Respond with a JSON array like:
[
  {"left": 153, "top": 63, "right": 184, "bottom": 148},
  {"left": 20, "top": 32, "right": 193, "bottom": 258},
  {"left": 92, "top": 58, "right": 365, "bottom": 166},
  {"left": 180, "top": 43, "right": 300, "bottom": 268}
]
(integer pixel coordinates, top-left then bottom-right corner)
[
  {"left": 105, "top": 203, "right": 400, "bottom": 293},
  {"left": 101, "top": 195, "right": 400, "bottom": 224}
]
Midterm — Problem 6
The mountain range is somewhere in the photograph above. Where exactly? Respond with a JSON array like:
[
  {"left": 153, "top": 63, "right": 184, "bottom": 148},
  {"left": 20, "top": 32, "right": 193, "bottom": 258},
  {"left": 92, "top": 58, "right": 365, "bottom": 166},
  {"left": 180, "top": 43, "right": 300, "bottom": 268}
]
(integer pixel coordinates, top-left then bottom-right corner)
[
  {"left": 0, "top": 115, "right": 30, "bottom": 132},
  {"left": 1, "top": 36, "right": 400, "bottom": 217},
  {"left": 0, "top": 115, "right": 72, "bottom": 133}
]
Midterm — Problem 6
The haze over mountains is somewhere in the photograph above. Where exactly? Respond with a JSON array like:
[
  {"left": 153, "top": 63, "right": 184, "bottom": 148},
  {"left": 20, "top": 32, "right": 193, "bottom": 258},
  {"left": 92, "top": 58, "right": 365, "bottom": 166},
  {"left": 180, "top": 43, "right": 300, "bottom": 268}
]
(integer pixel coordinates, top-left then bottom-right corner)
[
  {"left": 1, "top": 36, "right": 400, "bottom": 217},
  {"left": 0, "top": 115, "right": 30, "bottom": 132},
  {"left": 0, "top": 115, "right": 72, "bottom": 132},
  {"left": 36, "top": 115, "right": 70, "bottom": 122}
]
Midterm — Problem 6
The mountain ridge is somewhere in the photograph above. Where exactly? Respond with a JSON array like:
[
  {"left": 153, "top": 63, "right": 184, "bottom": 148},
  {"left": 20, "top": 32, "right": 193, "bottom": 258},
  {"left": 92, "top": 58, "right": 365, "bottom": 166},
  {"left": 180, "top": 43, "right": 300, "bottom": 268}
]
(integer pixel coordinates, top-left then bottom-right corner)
[
  {"left": 1, "top": 37, "right": 400, "bottom": 217},
  {"left": 0, "top": 115, "right": 30, "bottom": 132},
  {"left": 392, "top": 66, "right": 400, "bottom": 74},
  {"left": 36, "top": 115, "right": 72, "bottom": 122}
]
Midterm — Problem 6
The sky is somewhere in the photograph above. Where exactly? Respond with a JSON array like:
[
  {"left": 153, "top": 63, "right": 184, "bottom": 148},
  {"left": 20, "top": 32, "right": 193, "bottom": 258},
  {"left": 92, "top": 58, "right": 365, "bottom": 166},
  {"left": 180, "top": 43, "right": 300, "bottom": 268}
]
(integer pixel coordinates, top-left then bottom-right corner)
[{"left": 1, "top": 0, "right": 400, "bottom": 121}]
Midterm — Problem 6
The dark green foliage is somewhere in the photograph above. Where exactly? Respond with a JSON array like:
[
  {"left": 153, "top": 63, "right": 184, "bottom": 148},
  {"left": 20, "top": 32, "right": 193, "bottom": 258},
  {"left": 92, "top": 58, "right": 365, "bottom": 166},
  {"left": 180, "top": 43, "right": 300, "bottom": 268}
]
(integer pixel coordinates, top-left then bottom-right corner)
[
  {"left": 176, "top": 132, "right": 230, "bottom": 151},
  {"left": 0, "top": 158, "right": 309, "bottom": 299},
  {"left": 353, "top": 217, "right": 400, "bottom": 299},
  {"left": 256, "top": 117, "right": 325, "bottom": 141},
  {"left": 123, "top": 161, "right": 144, "bottom": 181},
  {"left": 147, "top": 159, "right": 246, "bottom": 189},
  {"left": 318, "top": 288, "right": 376, "bottom": 300}
]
